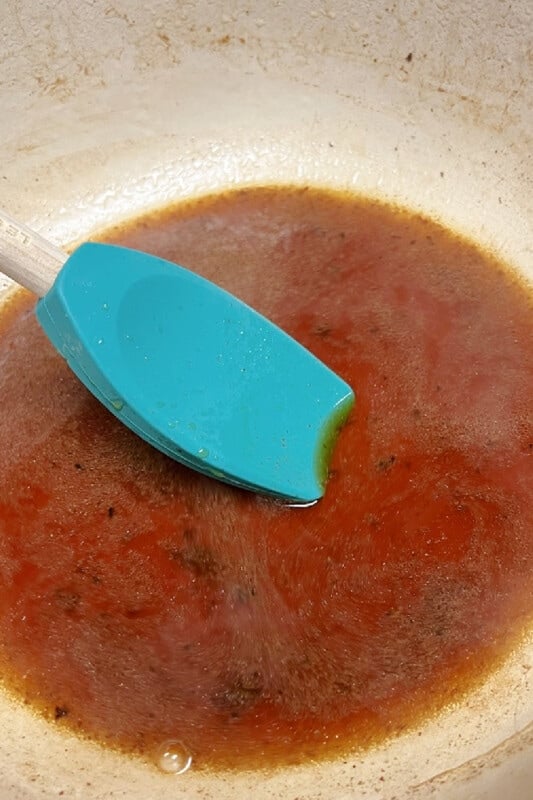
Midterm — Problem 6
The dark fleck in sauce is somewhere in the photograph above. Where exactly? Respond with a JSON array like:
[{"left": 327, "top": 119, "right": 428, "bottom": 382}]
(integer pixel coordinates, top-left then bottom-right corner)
[{"left": 0, "top": 187, "right": 531, "bottom": 771}]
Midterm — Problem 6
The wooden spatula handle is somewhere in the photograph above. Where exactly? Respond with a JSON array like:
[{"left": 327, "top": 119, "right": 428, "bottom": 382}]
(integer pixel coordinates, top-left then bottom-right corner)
[{"left": 0, "top": 209, "right": 66, "bottom": 297}]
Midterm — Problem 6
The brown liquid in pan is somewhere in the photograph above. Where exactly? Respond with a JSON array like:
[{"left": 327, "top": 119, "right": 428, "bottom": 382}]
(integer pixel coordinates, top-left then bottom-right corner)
[{"left": 0, "top": 187, "right": 531, "bottom": 771}]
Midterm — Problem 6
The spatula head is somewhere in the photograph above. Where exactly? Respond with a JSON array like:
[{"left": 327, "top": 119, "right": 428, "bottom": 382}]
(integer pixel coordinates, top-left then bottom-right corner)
[{"left": 36, "top": 243, "right": 354, "bottom": 502}]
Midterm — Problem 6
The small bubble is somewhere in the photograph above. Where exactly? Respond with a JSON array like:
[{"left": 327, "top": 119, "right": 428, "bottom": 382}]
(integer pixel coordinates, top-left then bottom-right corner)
[
  {"left": 110, "top": 399, "right": 124, "bottom": 411},
  {"left": 97, "top": 338, "right": 104, "bottom": 345},
  {"left": 102, "top": 303, "right": 109, "bottom": 311},
  {"left": 197, "top": 447, "right": 209, "bottom": 460},
  {"left": 155, "top": 741, "right": 192, "bottom": 775}
]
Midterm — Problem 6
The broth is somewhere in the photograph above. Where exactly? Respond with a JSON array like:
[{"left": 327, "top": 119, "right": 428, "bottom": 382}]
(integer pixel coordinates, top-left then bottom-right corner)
[{"left": 0, "top": 187, "right": 531, "bottom": 771}]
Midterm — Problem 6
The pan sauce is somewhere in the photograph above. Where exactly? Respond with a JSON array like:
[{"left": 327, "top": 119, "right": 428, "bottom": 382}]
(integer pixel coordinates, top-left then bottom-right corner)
[{"left": 0, "top": 187, "right": 531, "bottom": 772}]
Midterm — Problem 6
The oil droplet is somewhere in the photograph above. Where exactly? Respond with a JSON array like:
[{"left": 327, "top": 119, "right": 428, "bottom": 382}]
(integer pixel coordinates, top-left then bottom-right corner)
[
  {"left": 197, "top": 447, "right": 209, "bottom": 460},
  {"left": 110, "top": 399, "right": 124, "bottom": 411},
  {"left": 155, "top": 741, "right": 193, "bottom": 775}
]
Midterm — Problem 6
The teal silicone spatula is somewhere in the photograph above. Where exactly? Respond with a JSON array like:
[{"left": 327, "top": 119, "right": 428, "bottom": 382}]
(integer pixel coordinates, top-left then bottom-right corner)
[{"left": 0, "top": 209, "right": 354, "bottom": 502}]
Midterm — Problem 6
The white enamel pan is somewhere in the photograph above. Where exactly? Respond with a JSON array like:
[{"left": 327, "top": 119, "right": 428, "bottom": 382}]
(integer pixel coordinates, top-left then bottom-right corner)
[{"left": 0, "top": 1, "right": 531, "bottom": 798}]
